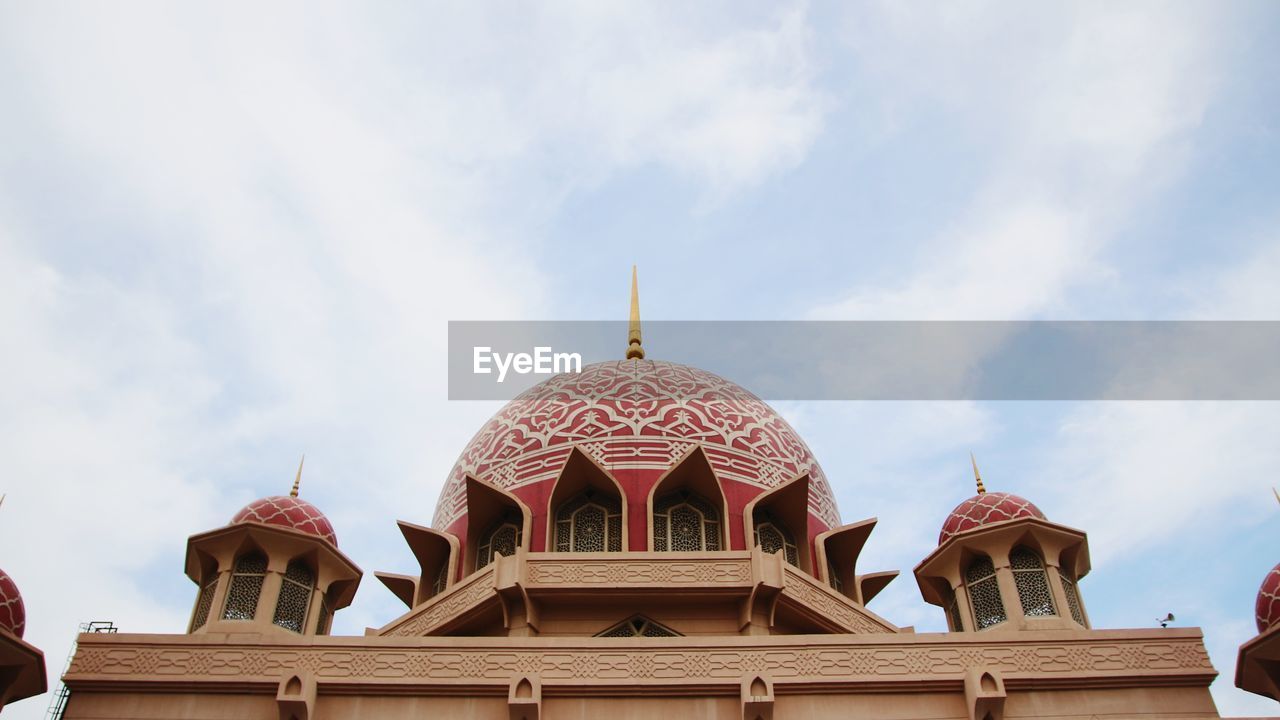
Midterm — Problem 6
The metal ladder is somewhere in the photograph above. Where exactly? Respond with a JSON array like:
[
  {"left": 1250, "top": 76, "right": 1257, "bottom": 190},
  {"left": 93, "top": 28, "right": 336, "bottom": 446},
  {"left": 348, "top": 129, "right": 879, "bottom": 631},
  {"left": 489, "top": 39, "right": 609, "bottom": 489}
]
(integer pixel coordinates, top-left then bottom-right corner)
[{"left": 44, "top": 621, "right": 117, "bottom": 720}]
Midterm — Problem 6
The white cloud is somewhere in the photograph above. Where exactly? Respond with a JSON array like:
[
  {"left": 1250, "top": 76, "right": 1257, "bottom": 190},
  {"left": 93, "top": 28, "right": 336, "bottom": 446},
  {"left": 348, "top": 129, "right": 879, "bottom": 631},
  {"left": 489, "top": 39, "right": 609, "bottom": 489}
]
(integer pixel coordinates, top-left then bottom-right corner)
[
  {"left": 815, "top": 2, "right": 1220, "bottom": 320},
  {"left": 0, "top": 4, "right": 828, "bottom": 716}
]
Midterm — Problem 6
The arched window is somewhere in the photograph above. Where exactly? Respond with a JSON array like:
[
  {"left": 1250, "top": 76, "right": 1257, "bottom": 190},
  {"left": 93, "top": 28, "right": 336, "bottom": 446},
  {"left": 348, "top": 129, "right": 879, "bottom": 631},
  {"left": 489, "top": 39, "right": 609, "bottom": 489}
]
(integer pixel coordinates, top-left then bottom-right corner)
[
  {"left": 476, "top": 518, "right": 522, "bottom": 569},
  {"left": 596, "top": 615, "right": 681, "bottom": 637},
  {"left": 554, "top": 492, "right": 622, "bottom": 552},
  {"left": 222, "top": 552, "right": 267, "bottom": 621},
  {"left": 1010, "top": 546, "right": 1056, "bottom": 618},
  {"left": 272, "top": 560, "right": 315, "bottom": 632},
  {"left": 653, "top": 490, "right": 721, "bottom": 552},
  {"left": 1059, "top": 571, "right": 1086, "bottom": 625},
  {"left": 190, "top": 574, "right": 218, "bottom": 631},
  {"left": 752, "top": 510, "right": 798, "bottom": 567},
  {"left": 964, "top": 555, "right": 1007, "bottom": 630}
]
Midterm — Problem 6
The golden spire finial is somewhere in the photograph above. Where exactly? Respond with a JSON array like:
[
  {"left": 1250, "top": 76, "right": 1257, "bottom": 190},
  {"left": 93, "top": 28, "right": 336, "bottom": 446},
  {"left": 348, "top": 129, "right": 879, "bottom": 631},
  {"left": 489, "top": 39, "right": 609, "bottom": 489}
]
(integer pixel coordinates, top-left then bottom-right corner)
[
  {"left": 626, "top": 265, "right": 645, "bottom": 360},
  {"left": 290, "top": 455, "right": 305, "bottom": 498},
  {"left": 970, "top": 452, "right": 986, "bottom": 494},
  {"left": 1273, "top": 487, "right": 1279, "bottom": 507}
]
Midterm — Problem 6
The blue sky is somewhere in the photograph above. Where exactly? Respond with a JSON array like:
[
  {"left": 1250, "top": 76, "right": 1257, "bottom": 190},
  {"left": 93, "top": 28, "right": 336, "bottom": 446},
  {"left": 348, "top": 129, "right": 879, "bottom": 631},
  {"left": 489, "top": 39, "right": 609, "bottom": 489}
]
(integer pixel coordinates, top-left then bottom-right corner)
[{"left": 1, "top": 1, "right": 1279, "bottom": 716}]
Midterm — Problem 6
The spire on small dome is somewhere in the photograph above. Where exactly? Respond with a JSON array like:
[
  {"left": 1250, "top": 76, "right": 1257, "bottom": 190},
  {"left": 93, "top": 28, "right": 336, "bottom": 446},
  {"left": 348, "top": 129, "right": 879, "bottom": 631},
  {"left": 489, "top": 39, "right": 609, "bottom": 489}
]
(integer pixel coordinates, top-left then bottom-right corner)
[
  {"left": 626, "top": 265, "right": 645, "bottom": 360},
  {"left": 290, "top": 455, "right": 305, "bottom": 498},
  {"left": 970, "top": 452, "right": 986, "bottom": 494}
]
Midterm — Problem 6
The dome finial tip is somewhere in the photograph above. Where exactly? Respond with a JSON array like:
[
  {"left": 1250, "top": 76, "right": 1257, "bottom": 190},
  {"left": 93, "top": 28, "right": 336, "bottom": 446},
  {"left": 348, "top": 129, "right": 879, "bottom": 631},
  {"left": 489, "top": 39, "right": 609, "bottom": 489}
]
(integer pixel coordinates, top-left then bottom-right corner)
[
  {"left": 626, "top": 265, "right": 645, "bottom": 360},
  {"left": 291, "top": 455, "right": 305, "bottom": 498},
  {"left": 970, "top": 452, "right": 985, "bottom": 494}
]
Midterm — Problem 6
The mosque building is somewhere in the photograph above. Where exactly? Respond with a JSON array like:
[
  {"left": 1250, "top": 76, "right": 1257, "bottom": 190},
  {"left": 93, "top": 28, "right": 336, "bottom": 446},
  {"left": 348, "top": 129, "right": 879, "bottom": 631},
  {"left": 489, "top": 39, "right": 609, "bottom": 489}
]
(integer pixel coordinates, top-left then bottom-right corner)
[{"left": 1, "top": 272, "right": 1271, "bottom": 718}]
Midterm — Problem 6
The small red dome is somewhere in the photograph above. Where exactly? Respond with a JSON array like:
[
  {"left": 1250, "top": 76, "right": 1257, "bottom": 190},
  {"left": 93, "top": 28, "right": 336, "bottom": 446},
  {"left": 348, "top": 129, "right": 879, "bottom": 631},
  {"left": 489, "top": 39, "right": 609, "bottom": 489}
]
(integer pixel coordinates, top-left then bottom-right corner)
[
  {"left": 1256, "top": 562, "right": 1280, "bottom": 633},
  {"left": 0, "top": 567, "right": 26, "bottom": 638},
  {"left": 939, "top": 491, "right": 1045, "bottom": 544},
  {"left": 230, "top": 496, "right": 338, "bottom": 547}
]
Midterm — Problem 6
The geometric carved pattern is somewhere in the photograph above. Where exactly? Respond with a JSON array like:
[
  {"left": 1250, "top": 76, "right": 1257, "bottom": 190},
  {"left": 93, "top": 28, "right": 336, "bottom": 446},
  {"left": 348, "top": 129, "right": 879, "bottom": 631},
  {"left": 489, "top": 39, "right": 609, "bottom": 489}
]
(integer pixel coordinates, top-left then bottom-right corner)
[
  {"left": 597, "top": 616, "right": 681, "bottom": 638},
  {"left": 221, "top": 553, "right": 267, "bottom": 621},
  {"left": 1256, "top": 561, "right": 1280, "bottom": 633},
  {"left": 272, "top": 561, "right": 315, "bottom": 633},
  {"left": 0, "top": 567, "right": 26, "bottom": 638},
  {"left": 230, "top": 495, "right": 338, "bottom": 546},
  {"left": 939, "top": 492, "right": 1045, "bottom": 544},
  {"left": 432, "top": 360, "right": 840, "bottom": 530},
  {"left": 65, "top": 633, "right": 1217, "bottom": 687},
  {"left": 654, "top": 491, "right": 721, "bottom": 552},
  {"left": 779, "top": 566, "right": 897, "bottom": 635}
]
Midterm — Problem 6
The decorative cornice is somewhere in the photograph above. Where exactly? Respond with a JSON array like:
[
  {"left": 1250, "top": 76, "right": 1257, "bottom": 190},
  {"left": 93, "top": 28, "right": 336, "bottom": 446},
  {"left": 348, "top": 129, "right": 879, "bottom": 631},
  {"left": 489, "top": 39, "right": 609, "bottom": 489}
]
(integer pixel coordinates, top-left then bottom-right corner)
[{"left": 63, "top": 629, "right": 1216, "bottom": 695}]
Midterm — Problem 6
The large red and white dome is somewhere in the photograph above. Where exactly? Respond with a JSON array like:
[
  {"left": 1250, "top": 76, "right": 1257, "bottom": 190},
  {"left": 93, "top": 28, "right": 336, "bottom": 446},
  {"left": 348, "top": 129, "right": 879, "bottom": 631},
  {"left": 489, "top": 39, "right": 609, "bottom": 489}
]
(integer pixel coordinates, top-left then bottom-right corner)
[
  {"left": 230, "top": 496, "right": 338, "bottom": 547},
  {"left": 0, "top": 567, "right": 26, "bottom": 638},
  {"left": 938, "top": 491, "right": 1045, "bottom": 544},
  {"left": 433, "top": 360, "right": 839, "bottom": 550}
]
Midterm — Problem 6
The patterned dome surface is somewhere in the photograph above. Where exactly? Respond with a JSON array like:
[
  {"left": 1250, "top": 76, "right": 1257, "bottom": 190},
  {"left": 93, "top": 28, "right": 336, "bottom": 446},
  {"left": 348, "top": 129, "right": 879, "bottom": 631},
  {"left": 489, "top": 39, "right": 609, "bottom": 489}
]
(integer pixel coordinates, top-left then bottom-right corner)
[
  {"left": 1257, "top": 562, "right": 1280, "bottom": 633},
  {"left": 939, "top": 491, "right": 1045, "bottom": 544},
  {"left": 433, "top": 360, "right": 839, "bottom": 537},
  {"left": 231, "top": 496, "right": 338, "bottom": 547},
  {"left": 0, "top": 567, "right": 26, "bottom": 638}
]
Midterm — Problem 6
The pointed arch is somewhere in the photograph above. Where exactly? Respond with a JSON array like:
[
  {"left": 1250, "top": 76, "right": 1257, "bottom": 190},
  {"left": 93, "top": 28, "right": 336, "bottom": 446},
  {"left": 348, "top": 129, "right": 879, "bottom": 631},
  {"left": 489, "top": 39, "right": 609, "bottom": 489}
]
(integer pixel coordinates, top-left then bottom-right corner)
[
  {"left": 464, "top": 475, "right": 532, "bottom": 573},
  {"left": 545, "top": 447, "right": 628, "bottom": 552},
  {"left": 742, "top": 473, "right": 812, "bottom": 572},
  {"left": 646, "top": 446, "right": 730, "bottom": 552}
]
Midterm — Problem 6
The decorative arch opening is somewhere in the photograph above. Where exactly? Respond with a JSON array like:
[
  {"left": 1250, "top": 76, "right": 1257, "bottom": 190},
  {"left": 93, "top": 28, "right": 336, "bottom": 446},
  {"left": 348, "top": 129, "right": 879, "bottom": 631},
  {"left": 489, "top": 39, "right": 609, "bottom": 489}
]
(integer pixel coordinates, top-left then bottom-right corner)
[
  {"left": 463, "top": 475, "right": 531, "bottom": 573},
  {"left": 1059, "top": 570, "right": 1086, "bottom": 625},
  {"left": 653, "top": 490, "right": 721, "bottom": 552},
  {"left": 272, "top": 559, "right": 316, "bottom": 632},
  {"left": 477, "top": 516, "right": 522, "bottom": 569},
  {"left": 222, "top": 550, "right": 267, "bottom": 621},
  {"left": 1010, "top": 545, "right": 1056, "bottom": 618},
  {"left": 964, "top": 554, "right": 1007, "bottom": 630},
  {"left": 752, "top": 509, "right": 799, "bottom": 567},
  {"left": 545, "top": 447, "right": 628, "bottom": 552},
  {"left": 647, "top": 447, "right": 729, "bottom": 551},
  {"left": 554, "top": 490, "right": 623, "bottom": 552},
  {"left": 742, "top": 473, "right": 812, "bottom": 572}
]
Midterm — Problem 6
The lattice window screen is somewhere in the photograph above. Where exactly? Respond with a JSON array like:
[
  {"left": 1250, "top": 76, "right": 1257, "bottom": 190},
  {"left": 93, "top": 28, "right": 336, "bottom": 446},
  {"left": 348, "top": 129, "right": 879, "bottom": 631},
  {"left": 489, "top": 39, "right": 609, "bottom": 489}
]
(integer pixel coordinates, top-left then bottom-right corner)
[
  {"left": 1010, "top": 547, "right": 1056, "bottom": 618},
  {"left": 964, "top": 556, "right": 1007, "bottom": 630},
  {"left": 222, "top": 553, "right": 267, "bottom": 621},
  {"left": 1060, "top": 573, "right": 1086, "bottom": 625},
  {"left": 827, "top": 559, "right": 843, "bottom": 594},
  {"left": 477, "top": 520, "right": 522, "bottom": 569},
  {"left": 595, "top": 616, "right": 681, "bottom": 637},
  {"left": 554, "top": 493, "right": 623, "bottom": 553},
  {"left": 653, "top": 491, "right": 721, "bottom": 552},
  {"left": 272, "top": 560, "right": 315, "bottom": 633},
  {"left": 190, "top": 575, "right": 218, "bottom": 631},
  {"left": 752, "top": 511, "right": 799, "bottom": 567}
]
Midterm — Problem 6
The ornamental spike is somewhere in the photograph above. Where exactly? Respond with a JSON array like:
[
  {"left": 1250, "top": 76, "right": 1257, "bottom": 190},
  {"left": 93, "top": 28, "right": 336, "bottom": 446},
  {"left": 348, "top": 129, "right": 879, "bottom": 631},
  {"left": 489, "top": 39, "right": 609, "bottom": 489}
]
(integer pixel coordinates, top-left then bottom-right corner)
[
  {"left": 971, "top": 452, "right": 986, "bottom": 494},
  {"left": 290, "top": 455, "right": 305, "bottom": 498},
  {"left": 626, "top": 265, "right": 645, "bottom": 360}
]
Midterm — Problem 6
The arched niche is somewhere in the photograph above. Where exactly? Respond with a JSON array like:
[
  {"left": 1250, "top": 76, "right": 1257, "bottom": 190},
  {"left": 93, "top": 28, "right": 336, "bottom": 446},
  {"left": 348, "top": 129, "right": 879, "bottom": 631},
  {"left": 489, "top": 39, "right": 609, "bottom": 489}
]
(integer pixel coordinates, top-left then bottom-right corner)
[
  {"left": 741, "top": 473, "right": 812, "bottom": 573},
  {"left": 646, "top": 446, "right": 730, "bottom": 552},
  {"left": 464, "top": 475, "right": 532, "bottom": 573},
  {"left": 545, "top": 447, "right": 628, "bottom": 552}
]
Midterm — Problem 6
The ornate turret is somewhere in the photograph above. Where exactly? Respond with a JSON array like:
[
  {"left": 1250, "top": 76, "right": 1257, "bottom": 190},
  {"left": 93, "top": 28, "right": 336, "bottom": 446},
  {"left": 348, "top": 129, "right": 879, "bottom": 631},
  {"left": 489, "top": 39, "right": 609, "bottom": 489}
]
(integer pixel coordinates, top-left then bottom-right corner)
[
  {"left": 1236, "top": 492, "right": 1280, "bottom": 700},
  {"left": 915, "top": 457, "right": 1091, "bottom": 633},
  {"left": 0, "top": 497, "right": 47, "bottom": 711},
  {"left": 184, "top": 459, "right": 362, "bottom": 636}
]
